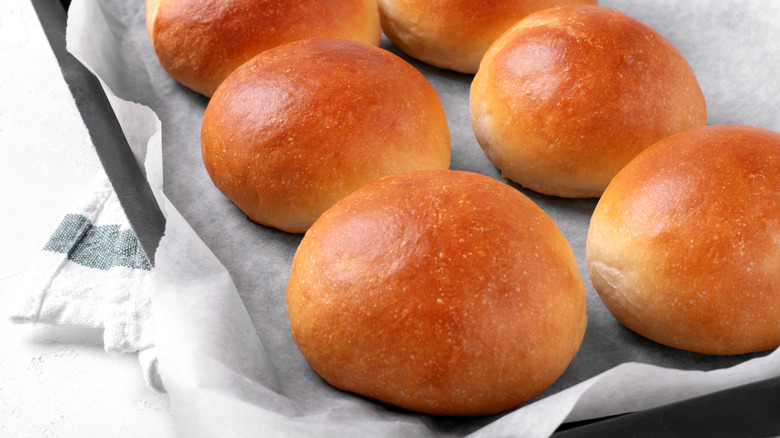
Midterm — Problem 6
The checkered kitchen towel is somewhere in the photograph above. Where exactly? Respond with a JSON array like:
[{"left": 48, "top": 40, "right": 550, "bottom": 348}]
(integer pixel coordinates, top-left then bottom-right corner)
[{"left": 10, "top": 172, "right": 161, "bottom": 389}]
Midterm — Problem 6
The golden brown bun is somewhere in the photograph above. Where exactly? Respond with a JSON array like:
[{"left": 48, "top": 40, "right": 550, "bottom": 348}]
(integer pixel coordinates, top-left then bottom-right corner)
[
  {"left": 376, "top": 0, "right": 597, "bottom": 73},
  {"left": 287, "top": 170, "right": 587, "bottom": 416},
  {"left": 201, "top": 39, "right": 451, "bottom": 234},
  {"left": 470, "top": 5, "right": 707, "bottom": 198},
  {"left": 146, "top": 0, "right": 381, "bottom": 97},
  {"left": 586, "top": 125, "right": 780, "bottom": 355}
]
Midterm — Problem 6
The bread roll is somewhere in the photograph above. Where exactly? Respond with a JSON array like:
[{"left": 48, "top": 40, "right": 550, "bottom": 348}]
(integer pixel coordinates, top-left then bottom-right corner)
[
  {"left": 146, "top": 0, "right": 380, "bottom": 96},
  {"left": 470, "top": 5, "right": 707, "bottom": 198},
  {"left": 586, "top": 124, "right": 780, "bottom": 355},
  {"left": 376, "top": 0, "right": 597, "bottom": 74},
  {"left": 201, "top": 39, "right": 451, "bottom": 234},
  {"left": 287, "top": 170, "right": 586, "bottom": 416}
]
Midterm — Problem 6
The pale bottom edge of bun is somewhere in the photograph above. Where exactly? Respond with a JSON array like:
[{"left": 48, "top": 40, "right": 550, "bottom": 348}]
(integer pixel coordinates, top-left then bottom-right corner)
[
  {"left": 499, "top": 169, "right": 605, "bottom": 199},
  {"left": 588, "top": 259, "right": 780, "bottom": 356}
]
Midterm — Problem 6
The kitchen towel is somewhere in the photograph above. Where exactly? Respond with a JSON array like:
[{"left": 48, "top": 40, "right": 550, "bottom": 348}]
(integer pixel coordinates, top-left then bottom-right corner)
[{"left": 9, "top": 171, "right": 161, "bottom": 390}]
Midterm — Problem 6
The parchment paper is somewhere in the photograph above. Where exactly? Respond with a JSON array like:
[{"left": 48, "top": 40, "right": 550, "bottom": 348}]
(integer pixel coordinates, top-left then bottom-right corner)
[{"left": 66, "top": 0, "right": 780, "bottom": 436}]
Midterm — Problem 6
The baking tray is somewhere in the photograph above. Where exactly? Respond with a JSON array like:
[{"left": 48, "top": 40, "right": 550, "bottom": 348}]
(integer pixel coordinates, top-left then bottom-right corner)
[
  {"left": 32, "top": 0, "right": 780, "bottom": 435},
  {"left": 31, "top": 0, "right": 165, "bottom": 266}
]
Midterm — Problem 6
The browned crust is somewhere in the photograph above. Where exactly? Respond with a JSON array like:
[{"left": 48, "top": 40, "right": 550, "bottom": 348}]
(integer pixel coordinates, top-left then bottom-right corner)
[
  {"left": 377, "top": 0, "right": 598, "bottom": 73},
  {"left": 148, "top": 0, "right": 381, "bottom": 96},
  {"left": 288, "top": 170, "right": 586, "bottom": 415},
  {"left": 587, "top": 124, "right": 780, "bottom": 355},
  {"left": 201, "top": 39, "right": 451, "bottom": 233},
  {"left": 470, "top": 5, "right": 707, "bottom": 198}
]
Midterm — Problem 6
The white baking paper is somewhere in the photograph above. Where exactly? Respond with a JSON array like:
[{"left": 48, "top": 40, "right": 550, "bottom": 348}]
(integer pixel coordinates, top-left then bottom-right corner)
[{"left": 65, "top": 0, "right": 780, "bottom": 436}]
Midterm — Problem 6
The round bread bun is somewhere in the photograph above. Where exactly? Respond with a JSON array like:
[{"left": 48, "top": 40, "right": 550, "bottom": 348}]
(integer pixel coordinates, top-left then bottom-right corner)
[
  {"left": 201, "top": 39, "right": 451, "bottom": 234},
  {"left": 146, "top": 0, "right": 381, "bottom": 97},
  {"left": 376, "top": 0, "right": 597, "bottom": 74},
  {"left": 586, "top": 124, "right": 780, "bottom": 355},
  {"left": 287, "top": 170, "right": 587, "bottom": 416},
  {"left": 470, "top": 5, "right": 707, "bottom": 198}
]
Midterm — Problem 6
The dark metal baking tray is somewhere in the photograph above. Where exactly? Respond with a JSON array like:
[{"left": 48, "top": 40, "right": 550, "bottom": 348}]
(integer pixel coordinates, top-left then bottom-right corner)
[{"left": 32, "top": 0, "right": 165, "bottom": 266}]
